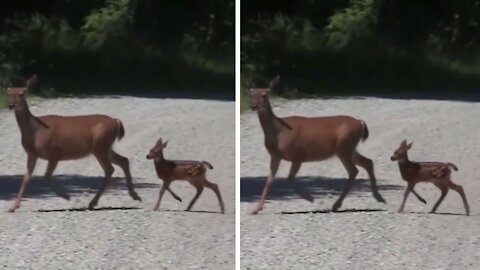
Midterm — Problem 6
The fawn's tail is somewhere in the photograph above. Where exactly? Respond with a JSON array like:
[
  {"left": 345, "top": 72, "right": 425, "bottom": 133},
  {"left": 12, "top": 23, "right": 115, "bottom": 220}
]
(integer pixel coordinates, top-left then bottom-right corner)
[
  {"left": 447, "top": 163, "right": 458, "bottom": 171},
  {"left": 202, "top": 161, "right": 214, "bottom": 169}
]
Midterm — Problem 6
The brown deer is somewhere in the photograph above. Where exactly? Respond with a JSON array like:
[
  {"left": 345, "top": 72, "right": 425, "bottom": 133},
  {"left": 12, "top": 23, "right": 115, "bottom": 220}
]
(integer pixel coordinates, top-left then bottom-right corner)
[
  {"left": 391, "top": 139, "right": 469, "bottom": 216},
  {"left": 146, "top": 138, "right": 225, "bottom": 213},
  {"left": 5, "top": 75, "right": 141, "bottom": 212},
  {"left": 249, "top": 76, "right": 385, "bottom": 214}
]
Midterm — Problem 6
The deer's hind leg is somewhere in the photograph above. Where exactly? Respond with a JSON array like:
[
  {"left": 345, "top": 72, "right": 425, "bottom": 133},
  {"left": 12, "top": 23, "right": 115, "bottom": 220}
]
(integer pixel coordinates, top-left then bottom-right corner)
[
  {"left": 89, "top": 151, "right": 114, "bottom": 210},
  {"left": 333, "top": 152, "right": 359, "bottom": 212},
  {"left": 45, "top": 160, "right": 70, "bottom": 200},
  {"left": 109, "top": 150, "right": 141, "bottom": 202},
  {"left": 353, "top": 151, "right": 385, "bottom": 203},
  {"left": 186, "top": 181, "right": 204, "bottom": 212},
  {"left": 203, "top": 177, "right": 225, "bottom": 214},
  {"left": 448, "top": 180, "right": 470, "bottom": 216},
  {"left": 430, "top": 182, "right": 449, "bottom": 214}
]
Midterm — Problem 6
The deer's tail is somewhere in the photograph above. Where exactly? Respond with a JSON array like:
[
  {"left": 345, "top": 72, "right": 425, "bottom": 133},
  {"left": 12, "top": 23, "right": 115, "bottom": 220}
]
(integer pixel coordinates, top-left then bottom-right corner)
[
  {"left": 202, "top": 161, "right": 214, "bottom": 170},
  {"left": 447, "top": 163, "right": 458, "bottom": 171},
  {"left": 360, "top": 120, "right": 369, "bottom": 142},
  {"left": 116, "top": 119, "right": 125, "bottom": 141}
]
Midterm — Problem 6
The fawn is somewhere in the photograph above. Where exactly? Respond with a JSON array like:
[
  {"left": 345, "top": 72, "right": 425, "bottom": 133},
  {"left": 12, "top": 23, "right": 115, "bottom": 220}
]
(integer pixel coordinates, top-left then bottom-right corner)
[
  {"left": 146, "top": 138, "right": 225, "bottom": 213},
  {"left": 391, "top": 140, "right": 469, "bottom": 216}
]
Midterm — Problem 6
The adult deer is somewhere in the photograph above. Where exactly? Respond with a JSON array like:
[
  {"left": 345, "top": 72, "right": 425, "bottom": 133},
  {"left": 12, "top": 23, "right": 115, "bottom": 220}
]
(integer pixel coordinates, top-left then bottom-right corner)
[
  {"left": 5, "top": 75, "right": 141, "bottom": 212},
  {"left": 249, "top": 76, "right": 385, "bottom": 214}
]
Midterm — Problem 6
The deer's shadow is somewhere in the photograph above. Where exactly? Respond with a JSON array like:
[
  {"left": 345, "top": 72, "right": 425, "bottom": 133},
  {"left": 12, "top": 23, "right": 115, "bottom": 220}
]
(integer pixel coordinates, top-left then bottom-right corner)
[
  {"left": 0, "top": 174, "right": 158, "bottom": 200},
  {"left": 241, "top": 176, "right": 403, "bottom": 202}
]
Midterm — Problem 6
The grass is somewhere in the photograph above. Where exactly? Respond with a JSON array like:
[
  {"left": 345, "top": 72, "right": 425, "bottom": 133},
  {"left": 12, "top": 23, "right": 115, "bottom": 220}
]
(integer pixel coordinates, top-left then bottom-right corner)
[
  {"left": 240, "top": 88, "right": 251, "bottom": 112},
  {"left": 240, "top": 44, "right": 480, "bottom": 112},
  {"left": 0, "top": 92, "right": 6, "bottom": 109}
]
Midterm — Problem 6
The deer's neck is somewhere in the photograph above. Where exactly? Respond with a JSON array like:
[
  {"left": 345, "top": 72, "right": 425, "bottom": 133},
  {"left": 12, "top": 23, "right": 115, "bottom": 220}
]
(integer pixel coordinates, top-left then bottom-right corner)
[
  {"left": 154, "top": 155, "right": 168, "bottom": 174},
  {"left": 397, "top": 156, "right": 413, "bottom": 179},
  {"left": 257, "top": 103, "right": 289, "bottom": 139},
  {"left": 14, "top": 105, "right": 44, "bottom": 136}
]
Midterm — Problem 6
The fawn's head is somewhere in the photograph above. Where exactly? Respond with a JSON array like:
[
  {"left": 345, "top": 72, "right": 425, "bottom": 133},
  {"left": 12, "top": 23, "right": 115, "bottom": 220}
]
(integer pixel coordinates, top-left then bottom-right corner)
[
  {"left": 250, "top": 75, "right": 281, "bottom": 111},
  {"left": 146, "top": 138, "right": 168, "bottom": 160},
  {"left": 6, "top": 75, "right": 37, "bottom": 111},
  {"left": 391, "top": 139, "right": 412, "bottom": 162}
]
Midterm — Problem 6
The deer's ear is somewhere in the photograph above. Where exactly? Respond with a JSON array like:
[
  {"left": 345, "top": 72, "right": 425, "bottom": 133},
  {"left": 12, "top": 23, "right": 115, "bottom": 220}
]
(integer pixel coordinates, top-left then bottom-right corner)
[
  {"left": 249, "top": 88, "right": 255, "bottom": 95},
  {"left": 407, "top": 142, "right": 413, "bottom": 149},
  {"left": 400, "top": 139, "right": 407, "bottom": 147},
  {"left": 26, "top": 74, "right": 37, "bottom": 89},
  {"left": 162, "top": 141, "right": 169, "bottom": 148}
]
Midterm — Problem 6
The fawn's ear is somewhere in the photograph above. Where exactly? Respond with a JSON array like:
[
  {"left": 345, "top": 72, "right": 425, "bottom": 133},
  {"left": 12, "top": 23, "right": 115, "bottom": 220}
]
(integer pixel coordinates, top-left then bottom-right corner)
[
  {"left": 162, "top": 141, "right": 168, "bottom": 148},
  {"left": 400, "top": 139, "right": 407, "bottom": 147},
  {"left": 407, "top": 142, "right": 413, "bottom": 149}
]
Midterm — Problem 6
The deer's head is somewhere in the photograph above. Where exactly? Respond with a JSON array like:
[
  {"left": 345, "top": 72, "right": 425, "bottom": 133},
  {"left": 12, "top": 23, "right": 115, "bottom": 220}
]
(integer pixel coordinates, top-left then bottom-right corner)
[
  {"left": 146, "top": 138, "right": 168, "bottom": 160},
  {"left": 6, "top": 75, "right": 37, "bottom": 111},
  {"left": 391, "top": 139, "right": 412, "bottom": 162},
  {"left": 250, "top": 75, "right": 280, "bottom": 111}
]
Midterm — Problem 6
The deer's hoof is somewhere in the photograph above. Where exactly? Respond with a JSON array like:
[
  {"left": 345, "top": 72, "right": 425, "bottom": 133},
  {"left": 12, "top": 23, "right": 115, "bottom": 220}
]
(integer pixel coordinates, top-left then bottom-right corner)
[
  {"left": 250, "top": 209, "right": 259, "bottom": 215},
  {"left": 130, "top": 192, "right": 142, "bottom": 202},
  {"left": 7, "top": 208, "right": 16, "bottom": 213}
]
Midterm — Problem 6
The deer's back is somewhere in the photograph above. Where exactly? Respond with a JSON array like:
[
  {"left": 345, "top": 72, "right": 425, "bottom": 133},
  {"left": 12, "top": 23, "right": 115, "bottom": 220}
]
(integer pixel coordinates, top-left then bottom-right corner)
[
  {"left": 399, "top": 161, "right": 453, "bottom": 183},
  {"left": 28, "top": 114, "right": 119, "bottom": 160},
  {"left": 155, "top": 160, "right": 207, "bottom": 181},
  {"left": 272, "top": 115, "right": 364, "bottom": 162}
]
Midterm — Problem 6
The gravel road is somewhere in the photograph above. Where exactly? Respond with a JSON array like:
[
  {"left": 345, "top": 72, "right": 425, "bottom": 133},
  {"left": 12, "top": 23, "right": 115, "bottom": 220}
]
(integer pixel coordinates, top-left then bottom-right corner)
[
  {"left": 0, "top": 96, "right": 235, "bottom": 269},
  {"left": 241, "top": 97, "right": 480, "bottom": 270}
]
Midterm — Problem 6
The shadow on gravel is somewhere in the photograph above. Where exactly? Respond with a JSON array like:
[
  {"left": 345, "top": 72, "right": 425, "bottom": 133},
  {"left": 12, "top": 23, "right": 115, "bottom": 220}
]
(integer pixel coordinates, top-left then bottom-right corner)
[
  {"left": 241, "top": 176, "right": 403, "bottom": 202},
  {"left": 163, "top": 209, "right": 224, "bottom": 214},
  {"left": 0, "top": 174, "right": 158, "bottom": 200},
  {"left": 408, "top": 211, "right": 467, "bottom": 216},
  {"left": 37, "top": 206, "right": 142, "bottom": 212},
  {"left": 279, "top": 208, "right": 386, "bottom": 215}
]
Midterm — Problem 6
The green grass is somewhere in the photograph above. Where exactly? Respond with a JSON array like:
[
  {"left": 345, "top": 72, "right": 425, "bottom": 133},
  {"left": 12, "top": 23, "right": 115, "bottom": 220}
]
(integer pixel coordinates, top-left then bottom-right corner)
[
  {"left": 240, "top": 88, "right": 251, "bottom": 112},
  {"left": 0, "top": 92, "right": 6, "bottom": 109}
]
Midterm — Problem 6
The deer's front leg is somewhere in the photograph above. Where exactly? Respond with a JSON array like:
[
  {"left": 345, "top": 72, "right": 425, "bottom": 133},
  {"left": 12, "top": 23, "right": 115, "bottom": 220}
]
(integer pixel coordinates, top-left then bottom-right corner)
[
  {"left": 9, "top": 155, "right": 37, "bottom": 212},
  {"left": 251, "top": 156, "right": 280, "bottom": 215},
  {"left": 398, "top": 183, "right": 413, "bottom": 213}
]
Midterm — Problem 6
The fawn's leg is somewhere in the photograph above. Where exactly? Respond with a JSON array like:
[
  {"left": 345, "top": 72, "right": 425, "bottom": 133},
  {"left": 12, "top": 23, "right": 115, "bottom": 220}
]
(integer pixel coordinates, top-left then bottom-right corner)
[
  {"left": 430, "top": 183, "right": 448, "bottom": 214},
  {"left": 89, "top": 152, "right": 114, "bottom": 210},
  {"left": 45, "top": 160, "right": 70, "bottom": 200},
  {"left": 251, "top": 155, "right": 280, "bottom": 215},
  {"left": 411, "top": 188, "right": 427, "bottom": 204},
  {"left": 186, "top": 182, "right": 204, "bottom": 212},
  {"left": 109, "top": 150, "right": 141, "bottom": 202},
  {"left": 448, "top": 181, "right": 470, "bottom": 216},
  {"left": 204, "top": 178, "right": 225, "bottom": 214},
  {"left": 333, "top": 154, "right": 359, "bottom": 212},
  {"left": 287, "top": 162, "right": 313, "bottom": 202},
  {"left": 154, "top": 181, "right": 170, "bottom": 211},
  {"left": 9, "top": 155, "right": 37, "bottom": 212},
  {"left": 353, "top": 151, "right": 385, "bottom": 203},
  {"left": 398, "top": 182, "right": 414, "bottom": 213},
  {"left": 167, "top": 187, "right": 182, "bottom": 202}
]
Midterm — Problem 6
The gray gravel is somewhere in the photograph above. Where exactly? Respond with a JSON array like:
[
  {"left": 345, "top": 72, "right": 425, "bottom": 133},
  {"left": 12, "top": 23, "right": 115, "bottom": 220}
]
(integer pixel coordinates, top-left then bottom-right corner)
[
  {"left": 241, "top": 97, "right": 480, "bottom": 270},
  {"left": 0, "top": 96, "right": 235, "bottom": 269}
]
